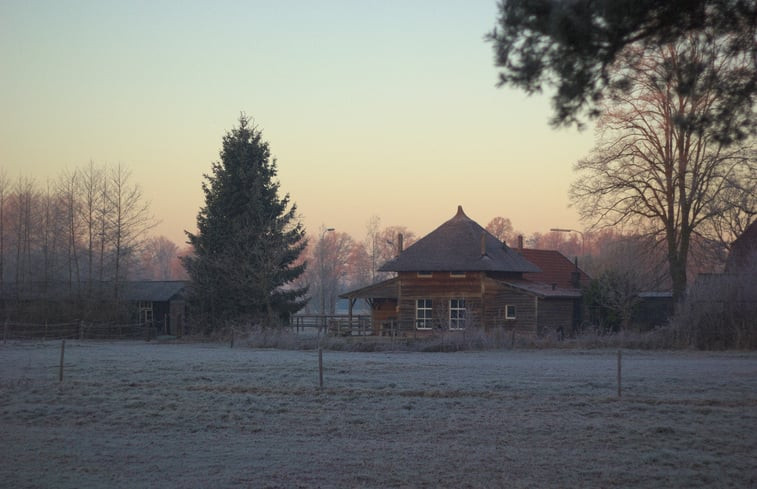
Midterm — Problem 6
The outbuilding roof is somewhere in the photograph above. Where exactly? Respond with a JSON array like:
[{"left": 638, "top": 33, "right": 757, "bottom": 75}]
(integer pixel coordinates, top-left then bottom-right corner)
[
  {"left": 338, "top": 278, "right": 398, "bottom": 300},
  {"left": 499, "top": 279, "right": 583, "bottom": 299},
  {"left": 121, "top": 281, "right": 188, "bottom": 302},
  {"left": 379, "top": 206, "right": 540, "bottom": 273},
  {"left": 518, "top": 249, "right": 590, "bottom": 288},
  {"left": 2, "top": 280, "right": 188, "bottom": 302}
]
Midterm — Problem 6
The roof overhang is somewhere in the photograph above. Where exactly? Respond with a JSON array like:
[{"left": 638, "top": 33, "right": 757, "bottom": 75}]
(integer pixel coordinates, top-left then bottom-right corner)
[{"left": 339, "top": 277, "right": 399, "bottom": 300}]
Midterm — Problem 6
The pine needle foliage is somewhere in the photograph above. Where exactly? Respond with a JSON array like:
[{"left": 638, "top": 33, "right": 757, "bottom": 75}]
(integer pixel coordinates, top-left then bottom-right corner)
[{"left": 183, "top": 115, "right": 307, "bottom": 330}]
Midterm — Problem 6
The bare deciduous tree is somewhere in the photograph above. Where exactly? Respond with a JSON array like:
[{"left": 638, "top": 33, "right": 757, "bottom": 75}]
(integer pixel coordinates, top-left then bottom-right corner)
[
  {"left": 106, "top": 164, "right": 156, "bottom": 298},
  {"left": 571, "top": 36, "right": 756, "bottom": 302},
  {"left": 363, "top": 217, "right": 416, "bottom": 284},
  {"left": 485, "top": 216, "right": 516, "bottom": 245},
  {"left": 307, "top": 228, "right": 354, "bottom": 315},
  {"left": 138, "top": 236, "right": 180, "bottom": 280},
  {"left": 12, "top": 176, "right": 37, "bottom": 287},
  {"left": 364, "top": 215, "right": 382, "bottom": 283},
  {"left": 78, "top": 161, "right": 104, "bottom": 291},
  {"left": 57, "top": 169, "right": 81, "bottom": 288}
]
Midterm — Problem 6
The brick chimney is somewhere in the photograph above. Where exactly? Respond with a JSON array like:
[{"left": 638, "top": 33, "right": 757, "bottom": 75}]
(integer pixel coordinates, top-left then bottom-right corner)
[{"left": 517, "top": 234, "right": 524, "bottom": 251}]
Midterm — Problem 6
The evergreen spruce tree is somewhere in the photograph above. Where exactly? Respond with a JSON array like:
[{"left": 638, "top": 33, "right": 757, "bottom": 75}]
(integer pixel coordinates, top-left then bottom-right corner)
[{"left": 183, "top": 115, "right": 307, "bottom": 330}]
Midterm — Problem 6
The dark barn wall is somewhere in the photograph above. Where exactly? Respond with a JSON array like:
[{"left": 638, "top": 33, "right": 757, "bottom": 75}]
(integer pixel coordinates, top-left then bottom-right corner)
[
  {"left": 632, "top": 297, "right": 674, "bottom": 331},
  {"left": 483, "top": 280, "right": 538, "bottom": 334},
  {"left": 536, "top": 299, "right": 576, "bottom": 336}
]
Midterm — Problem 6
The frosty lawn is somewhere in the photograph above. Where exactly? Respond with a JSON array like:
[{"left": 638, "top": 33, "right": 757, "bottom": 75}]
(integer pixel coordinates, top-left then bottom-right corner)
[{"left": 1, "top": 341, "right": 755, "bottom": 488}]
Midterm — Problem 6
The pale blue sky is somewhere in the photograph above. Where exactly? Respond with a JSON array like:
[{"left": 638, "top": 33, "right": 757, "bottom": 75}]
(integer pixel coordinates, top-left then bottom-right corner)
[{"left": 1, "top": 0, "right": 595, "bottom": 245}]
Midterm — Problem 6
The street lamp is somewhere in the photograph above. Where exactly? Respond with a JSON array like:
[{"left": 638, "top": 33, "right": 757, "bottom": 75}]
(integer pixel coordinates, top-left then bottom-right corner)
[
  {"left": 320, "top": 227, "right": 335, "bottom": 320},
  {"left": 550, "top": 228, "right": 585, "bottom": 256}
]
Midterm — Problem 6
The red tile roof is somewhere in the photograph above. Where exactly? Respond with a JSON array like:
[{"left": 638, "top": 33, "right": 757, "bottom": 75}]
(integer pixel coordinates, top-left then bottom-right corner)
[{"left": 517, "top": 249, "right": 590, "bottom": 289}]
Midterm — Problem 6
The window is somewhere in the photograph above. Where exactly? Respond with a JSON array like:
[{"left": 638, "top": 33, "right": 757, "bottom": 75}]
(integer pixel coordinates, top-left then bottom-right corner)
[
  {"left": 417, "top": 272, "right": 432, "bottom": 278},
  {"left": 449, "top": 299, "right": 466, "bottom": 330},
  {"left": 416, "top": 299, "right": 433, "bottom": 329},
  {"left": 138, "top": 301, "right": 154, "bottom": 324},
  {"left": 505, "top": 305, "right": 516, "bottom": 320},
  {"left": 450, "top": 272, "right": 466, "bottom": 278}
]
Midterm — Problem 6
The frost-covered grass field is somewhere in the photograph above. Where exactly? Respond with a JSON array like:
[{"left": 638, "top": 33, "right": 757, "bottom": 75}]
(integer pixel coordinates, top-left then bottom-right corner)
[{"left": 1, "top": 341, "right": 756, "bottom": 489}]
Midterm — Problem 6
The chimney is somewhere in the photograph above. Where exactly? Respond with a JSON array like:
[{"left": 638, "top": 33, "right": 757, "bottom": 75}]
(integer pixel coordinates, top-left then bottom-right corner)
[
  {"left": 571, "top": 257, "right": 581, "bottom": 288},
  {"left": 397, "top": 233, "right": 404, "bottom": 256},
  {"left": 517, "top": 234, "right": 524, "bottom": 250},
  {"left": 480, "top": 232, "right": 486, "bottom": 256}
]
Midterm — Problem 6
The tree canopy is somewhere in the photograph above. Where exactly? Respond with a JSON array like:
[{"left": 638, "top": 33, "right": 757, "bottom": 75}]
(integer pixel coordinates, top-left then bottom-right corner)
[
  {"left": 183, "top": 115, "right": 307, "bottom": 328},
  {"left": 486, "top": 0, "right": 756, "bottom": 143}
]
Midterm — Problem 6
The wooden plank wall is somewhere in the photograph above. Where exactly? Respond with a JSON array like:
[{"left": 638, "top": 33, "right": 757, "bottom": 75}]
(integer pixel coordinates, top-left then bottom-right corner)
[
  {"left": 394, "top": 272, "right": 541, "bottom": 334},
  {"left": 397, "top": 272, "right": 482, "bottom": 330},
  {"left": 536, "top": 299, "right": 575, "bottom": 336},
  {"left": 482, "top": 283, "right": 538, "bottom": 334}
]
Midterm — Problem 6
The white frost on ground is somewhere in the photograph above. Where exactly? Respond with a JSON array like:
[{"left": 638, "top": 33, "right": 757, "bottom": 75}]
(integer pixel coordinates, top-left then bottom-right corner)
[{"left": 1, "top": 341, "right": 756, "bottom": 488}]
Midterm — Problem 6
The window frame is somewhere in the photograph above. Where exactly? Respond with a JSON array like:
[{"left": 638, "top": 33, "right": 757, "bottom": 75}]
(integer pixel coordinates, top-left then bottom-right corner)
[
  {"left": 505, "top": 304, "right": 516, "bottom": 320},
  {"left": 416, "top": 299, "right": 433, "bottom": 329},
  {"left": 449, "top": 298, "right": 466, "bottom": 330},
  {"left": 417, "top": 271, "right": 433, "bottom": 278},
  {"left": 138, "top": 301, "right": 154, "bottom": 324},
  {"left": 449, "top": 271, "right": 466, "bottom": 278}
]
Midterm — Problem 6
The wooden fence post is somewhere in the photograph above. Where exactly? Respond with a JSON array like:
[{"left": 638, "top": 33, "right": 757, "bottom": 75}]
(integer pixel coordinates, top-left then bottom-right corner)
[
  {"left": 318, "top": 347, "right": 324, "bottom": 389},
  {"left": 617, "top": 350, "right": 622, "bottom": 399},
  {"left": 79, "top": 321, "right": 84, "bottom": 341},
  {"left": 230, "top": 328, "right": 235, "bottom": 349},
  {"left": 59, "top": 339, "right": 66, "bottom": 383},
  {"left": 3, "top": 319, "right": 7, "bottom": 344}
]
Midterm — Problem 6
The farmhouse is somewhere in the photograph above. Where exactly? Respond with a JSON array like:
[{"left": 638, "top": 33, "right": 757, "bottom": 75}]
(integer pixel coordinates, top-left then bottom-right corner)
[{"left": 341, "top": 206, "right": 590, "bottom": 337}]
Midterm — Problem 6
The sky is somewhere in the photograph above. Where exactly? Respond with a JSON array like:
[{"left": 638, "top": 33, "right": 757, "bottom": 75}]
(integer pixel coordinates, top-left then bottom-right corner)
[{"left": 1, "top": 0, "right": 596, "bottom": 247}]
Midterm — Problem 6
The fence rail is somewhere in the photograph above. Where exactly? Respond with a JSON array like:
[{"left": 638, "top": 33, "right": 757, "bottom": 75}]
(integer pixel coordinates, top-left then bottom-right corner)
[
  {"left": 2, "top": 320, "right": 153, "bottom": 342},
  {"left": 290, "top": 314, "right": 372, "bottom": 336}
]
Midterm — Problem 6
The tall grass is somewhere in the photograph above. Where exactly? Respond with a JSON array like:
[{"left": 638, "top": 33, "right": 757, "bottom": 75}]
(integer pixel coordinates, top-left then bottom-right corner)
[{"left": 213, "top": 324, "right": 684, "bottom": 352}]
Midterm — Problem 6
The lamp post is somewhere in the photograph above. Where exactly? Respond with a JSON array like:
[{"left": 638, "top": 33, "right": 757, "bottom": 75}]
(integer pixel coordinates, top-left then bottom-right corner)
[
  {"left": 550, "top": 228, "right": 585, "bottom": 256},
  {"left": 320, "top": 227, "right": 335, "bottom": 321}
]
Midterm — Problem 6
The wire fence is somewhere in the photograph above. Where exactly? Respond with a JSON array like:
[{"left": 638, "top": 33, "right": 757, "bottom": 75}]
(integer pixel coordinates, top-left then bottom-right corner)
[{"left": 2, "top": 320, "right": 152, "bottom": 342}]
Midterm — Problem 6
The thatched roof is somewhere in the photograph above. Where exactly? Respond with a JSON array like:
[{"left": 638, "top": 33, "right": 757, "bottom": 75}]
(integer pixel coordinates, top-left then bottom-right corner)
[{"left": 379, "top": 206, "right": 540, "bottom": 273}]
